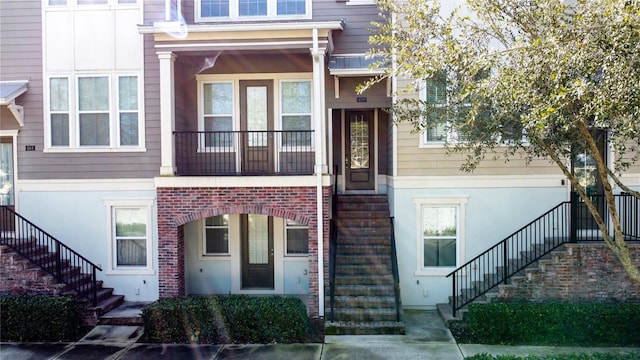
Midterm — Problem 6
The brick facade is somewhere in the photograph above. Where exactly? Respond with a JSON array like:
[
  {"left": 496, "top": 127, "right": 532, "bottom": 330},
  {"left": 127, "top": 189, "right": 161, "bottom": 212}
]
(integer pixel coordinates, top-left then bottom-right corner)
[
  {"left": 498, "top": 243, "right": 640, "bottom": 303},
  {"left": 0, "top": 245, "right": 66, "bottom": 296},
  {"left": 156, "top": 186, "right": 331, "bottom": 317}
]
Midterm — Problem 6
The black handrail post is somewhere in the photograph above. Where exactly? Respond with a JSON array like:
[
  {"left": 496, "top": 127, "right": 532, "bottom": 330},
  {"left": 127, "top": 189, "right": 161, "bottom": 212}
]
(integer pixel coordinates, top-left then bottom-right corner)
[
  {"left": 502, "top": 241, "right": 508, "bottom": 284},
  {"left": 389, "top": 217, "right": 401, "bottom": 322},
  {"left": 56, "top": 242, "right": 63, "bottom": 282},
  {"left": 570, "top": 191, "right": 578, "bottom": 243},
  {"left": 92, "top": 267, "right": 98, "bottom": 307},
  {"left": 452, "top": 274, "right": 457, "bottom": 317}
]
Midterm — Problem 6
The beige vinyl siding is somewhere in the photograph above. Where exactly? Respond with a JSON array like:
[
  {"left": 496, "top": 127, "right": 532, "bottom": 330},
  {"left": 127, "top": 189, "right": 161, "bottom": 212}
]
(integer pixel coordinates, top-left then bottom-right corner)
[
  {"left": 313, "top": 0, "right": 381, "bottom": 54},
  {"left": 325, "top": 76, "right": 390, "bottom": 110},
  {"left": 0, "top": 0, "right": 163, "bottom": 180},
  {"left": 394, "top": 78, "right": 562, "bottom": 177}
]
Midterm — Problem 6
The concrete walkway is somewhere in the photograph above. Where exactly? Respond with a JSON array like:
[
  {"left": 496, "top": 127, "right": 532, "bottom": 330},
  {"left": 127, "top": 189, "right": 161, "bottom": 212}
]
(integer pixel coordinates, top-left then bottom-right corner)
[{"left": 1, "top": 309, "right": 639, "bottom": 359}]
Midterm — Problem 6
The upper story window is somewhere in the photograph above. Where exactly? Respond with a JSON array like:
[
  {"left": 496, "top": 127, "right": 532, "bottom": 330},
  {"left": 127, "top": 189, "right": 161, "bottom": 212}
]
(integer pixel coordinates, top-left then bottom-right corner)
[
  {"left": 48, "top": 0, "right": 137, "bottom": 5},
  {"left": 420, "top": 71, "right": 524, "bottom": 146},
  {"left": 196, "top": 0, "right": 310, "bottom": 22},
  {"left": 47, "top": 74, "right": 143, "bottom": 150}
]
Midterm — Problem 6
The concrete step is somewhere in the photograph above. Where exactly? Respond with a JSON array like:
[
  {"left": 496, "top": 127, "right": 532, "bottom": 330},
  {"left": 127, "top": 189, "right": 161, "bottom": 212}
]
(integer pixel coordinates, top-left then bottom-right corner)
[
  {"left": 99, "top": 301, "right": 149, "bottom": 326},
  {"left": 334, "top": 263, "right": 393, "bottom": 275},
  {"left": 334, "top": 284, "right": 395, "bottom": 297},
  {"left": 336, "top": 244, "right": 391, "bottom": 256},
  {"left": 335, "top": 274, "right": 394, "bottom": 286},
  {"left": 325, "top": 321, "right": 405, "bottom": 335},
  {"left": 333, "top": 295, "right": 396, "bottom": 309},
  {"left": 330, "top": 308, "right": 399, "bottom": 322}
]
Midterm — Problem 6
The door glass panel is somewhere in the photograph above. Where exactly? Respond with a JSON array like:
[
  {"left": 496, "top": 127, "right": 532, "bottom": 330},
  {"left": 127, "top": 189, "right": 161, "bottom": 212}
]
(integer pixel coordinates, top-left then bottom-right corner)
[
  {"left": 350, "top": 115, "right": 369, "bottom": 169},
  {"left": 573, "top": 149, "right": 598, "bottom": 194},
  {"left": 248, "top": 214, "right": 269, "bottom": 264},
  {"left": 0, "top": 142, "right": 14, "bottom": 206},
  {"left": 246, "top": 86, "right": 267, "bottom": 146}
]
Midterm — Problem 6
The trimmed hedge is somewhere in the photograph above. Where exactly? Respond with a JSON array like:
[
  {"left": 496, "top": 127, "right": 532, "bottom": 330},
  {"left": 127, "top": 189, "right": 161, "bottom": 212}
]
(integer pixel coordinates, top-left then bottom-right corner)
[
  {"left": 0, "top": 295, "right": 84, "bottom": 342},
  {"left": 466, "top": 354, "right": 640, "bottom": 360},
  {"left": 465, "top": 303, "right": 640, "bottom": 346},
  {"left": 140, "top": 295, "right": 309, "bottom": 344}
]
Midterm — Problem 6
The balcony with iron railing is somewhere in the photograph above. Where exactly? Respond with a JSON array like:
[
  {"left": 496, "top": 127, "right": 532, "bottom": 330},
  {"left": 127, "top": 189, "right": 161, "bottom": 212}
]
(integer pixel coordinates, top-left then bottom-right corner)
[{"left": 174, "top": 130, "right": 315, "bottom": 176}]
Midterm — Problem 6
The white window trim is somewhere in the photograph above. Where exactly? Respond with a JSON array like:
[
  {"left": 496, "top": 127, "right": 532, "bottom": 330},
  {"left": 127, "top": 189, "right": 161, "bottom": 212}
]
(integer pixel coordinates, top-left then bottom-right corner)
[
  {"left": 414, "top": 196, "right": 468, "bottom": 276},
  {"left": 195, "top": 0, "right": 312, "bottom": 22},
  {"left": 284, "top": 219, "right": 308, "bottom": 257},
  {"left": 202, "top": 215, "right": 231, "bottom": 256},
  {"left": 44, "top": 73, "right": 145, "bottom": 152},
  {"left": 279, "top": 79, "right": 314, "bottom": 152},
  {"left": 45, "top": 0, "right": 139, "bottom": 7},
  {"left": 198, "top": 80, "right": 236, "bottom": 152},
  {"left": 104, "top": 198, "right": 155, "bottom": 275}
]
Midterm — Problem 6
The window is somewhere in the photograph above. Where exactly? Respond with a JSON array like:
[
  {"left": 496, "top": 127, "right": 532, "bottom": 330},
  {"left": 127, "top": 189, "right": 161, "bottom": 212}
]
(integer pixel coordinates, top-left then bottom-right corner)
[
  {"left": 203, "top": 82, "right": 234, "bottom": 148},
  {"left": 239, "top": 0, "right": 267, "bottom": 16},
  {"left": 422, "top": 206, "right": 457, "bottom": 267},
  {"left": 78, "top": 76, "right": 110, "bottom": 146},
  {"left": 421, "top": 72, "right": 448, "bottom": 144},
  {"left": 280, "top": 80, "right": 312, "bottom": 148},
  {"left": 414, "top": 197, "right": 467, "bottom": 275},
  {"left": 105, "top": 199, "right": 154, "bottom": 274},
  {"left": 277, "top": 0, "right": 305, "bottom": 15},
  {"left": 197, "top": 0, "right": 309, "bottom": 21},
  {"left": 50, "top": 77, "right": 70, "bottom": 146},
  {"left": 285, "top": 219, "right": 308, "bottom": 255},
  {"left": 47, "top": 75, "right": 142, "bottom": 150},
  {"left": 204, "top": 215, "right": 230, "bottom": 255}
]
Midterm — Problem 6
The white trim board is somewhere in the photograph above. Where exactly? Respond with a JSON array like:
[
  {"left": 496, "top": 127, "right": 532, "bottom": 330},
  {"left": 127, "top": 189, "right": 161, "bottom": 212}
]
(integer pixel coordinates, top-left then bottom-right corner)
[{"left": 388, "top": 174, "right": 566, "bottom": 189}]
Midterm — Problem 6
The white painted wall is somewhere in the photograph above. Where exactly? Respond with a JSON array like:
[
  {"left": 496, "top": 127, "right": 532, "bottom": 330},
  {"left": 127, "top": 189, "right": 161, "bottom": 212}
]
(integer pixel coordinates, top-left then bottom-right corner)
[
  {"left": 16, "top": 181, "right": 159, "bottom": 301},
  {"left": 391, "top": 183, "right": 567, "bottom": 308},
  {"left": 184, "top": 215, "right": 309, "bottom": 296}
]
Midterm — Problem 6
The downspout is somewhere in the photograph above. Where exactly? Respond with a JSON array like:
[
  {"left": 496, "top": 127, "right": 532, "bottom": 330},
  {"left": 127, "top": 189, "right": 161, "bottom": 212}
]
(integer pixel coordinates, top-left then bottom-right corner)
[{"left": 311, "top": 28, "right": 325, "bottom": 317}]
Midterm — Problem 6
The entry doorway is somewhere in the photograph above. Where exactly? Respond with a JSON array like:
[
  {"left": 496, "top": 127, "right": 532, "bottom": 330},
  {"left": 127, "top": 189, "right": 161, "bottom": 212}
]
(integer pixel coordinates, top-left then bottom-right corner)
[
  {"left": 572, "top": 131, "right": 607, "bottom": 234},
  {"left": 240, "top": 214, "right": 274, "bottom": 289},
  {"left": 344, "top": 110, "right": 375, "bottom": 191},
  {"left": 240, "top": 80, "right": 274, "bottom": 174}
]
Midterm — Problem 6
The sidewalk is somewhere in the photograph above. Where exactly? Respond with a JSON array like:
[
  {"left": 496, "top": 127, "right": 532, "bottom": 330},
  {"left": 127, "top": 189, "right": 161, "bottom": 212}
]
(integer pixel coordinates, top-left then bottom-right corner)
[{"left": 1, "top": 310, "right": 639, "bottom": 359}]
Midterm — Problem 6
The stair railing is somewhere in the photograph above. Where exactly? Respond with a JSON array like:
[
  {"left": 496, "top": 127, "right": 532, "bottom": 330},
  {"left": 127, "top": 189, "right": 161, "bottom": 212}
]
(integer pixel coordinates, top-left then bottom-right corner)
[
  {"left": 389, "top": 217, "right": 401, "bottom": 322},
  {"left": 0, "top": 206, "right": 102, "bottom": 306},
  {"left": 329, "top": 165, "right": 338, "bottom": 322},
  {"left": 446, "top": 192, "right": 640, "bottom": 317}
]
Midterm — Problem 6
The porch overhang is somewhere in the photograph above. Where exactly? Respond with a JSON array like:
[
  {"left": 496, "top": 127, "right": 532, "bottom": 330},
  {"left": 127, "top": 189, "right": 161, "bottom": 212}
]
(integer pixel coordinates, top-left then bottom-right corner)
[
  {"left": 328, "top": 55, "right": 389, "bottom": 98},
  {"left": 0, "top": 80, "right": 28, "bottom": 127},
  {"left": 138, "top": 20, "right": 344, "bottom": 53}
]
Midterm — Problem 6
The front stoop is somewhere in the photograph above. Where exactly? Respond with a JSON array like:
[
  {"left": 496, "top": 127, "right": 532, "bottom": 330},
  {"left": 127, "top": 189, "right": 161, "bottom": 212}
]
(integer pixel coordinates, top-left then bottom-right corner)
[
  {"left": 327, "top": 195, "right": 405, "bottom": 335},
  {"left": 98, "top": 301, "right": 149, "bottom": 326}
]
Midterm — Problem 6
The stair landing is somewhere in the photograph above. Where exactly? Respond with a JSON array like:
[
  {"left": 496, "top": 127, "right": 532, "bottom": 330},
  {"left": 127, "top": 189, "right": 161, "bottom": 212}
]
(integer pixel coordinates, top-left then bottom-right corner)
[{"left": 99, "top": 301, "right": 149, "bottom": 326}]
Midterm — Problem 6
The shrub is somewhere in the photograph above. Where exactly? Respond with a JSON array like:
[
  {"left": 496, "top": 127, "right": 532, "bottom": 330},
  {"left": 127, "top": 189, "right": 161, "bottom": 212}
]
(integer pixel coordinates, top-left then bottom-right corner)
[
  {"left": 465, "top": 302, "right": 640, "bottom": 346},
  {"left": 140, "top": 296, "right": 222, "bottom": 343},
  {"left": 465, "top": 354, "right": 640, "bottom": 360},
  {"left": 0, "top": 295, "right": 83, "bottom": 342},
  {"left": 217, "top": 295, "right": 309, "bottom": 343},
  {"left": 141, "top": 295, "right": 309, "bottom": 344}
]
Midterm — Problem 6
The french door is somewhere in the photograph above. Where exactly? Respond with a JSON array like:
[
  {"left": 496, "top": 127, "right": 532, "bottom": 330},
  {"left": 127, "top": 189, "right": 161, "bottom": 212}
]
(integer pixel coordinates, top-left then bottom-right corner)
[{"left": 240, "top": 80, "right": 274, "bottom": 174}]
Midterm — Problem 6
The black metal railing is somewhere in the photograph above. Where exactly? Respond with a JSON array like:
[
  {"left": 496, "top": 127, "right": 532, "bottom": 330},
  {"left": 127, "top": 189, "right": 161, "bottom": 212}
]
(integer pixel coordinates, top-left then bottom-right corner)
[
  {"left": 447, "top": 192, "right": 639, "bottom": 316},
  {"left": 329, "top": 166, "right": 338, "bottom": 322},
  {"left": 0, "top": 206, "right": 102, "bottom": 306},
  {"left": 389, "top": 217, "right": 401, "bottom": 322},
  {"left": 174, "top": 130, "right": 314, "bottom": 176}
]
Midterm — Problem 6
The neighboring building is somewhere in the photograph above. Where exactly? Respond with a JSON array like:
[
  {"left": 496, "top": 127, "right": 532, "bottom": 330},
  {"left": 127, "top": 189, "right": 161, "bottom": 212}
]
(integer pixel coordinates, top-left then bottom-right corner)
[{"left": 1, "top": 0, "right": 638, "bottom": 332}]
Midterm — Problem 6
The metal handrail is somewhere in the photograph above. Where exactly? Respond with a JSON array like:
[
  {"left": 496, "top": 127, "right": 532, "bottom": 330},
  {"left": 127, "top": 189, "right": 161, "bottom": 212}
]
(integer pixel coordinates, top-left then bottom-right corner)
[
  {"left": 389, "top": 217, "right": 401, "bottom": 322},
  {"left": 0, "top": 206, "right": 102, "bottom": 306},
  {"left": 446, "top": 192, "right": 639, "bottom": 316},
  {"left": 174, "top": 130, "right": 315, "bottom": 176}
]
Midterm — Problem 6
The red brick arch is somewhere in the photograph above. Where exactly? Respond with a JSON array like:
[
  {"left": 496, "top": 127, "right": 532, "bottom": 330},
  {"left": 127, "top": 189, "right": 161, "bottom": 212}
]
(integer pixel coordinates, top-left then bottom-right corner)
[{"left": 156, "top": 186, "right": 330, "bottom": 317}]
